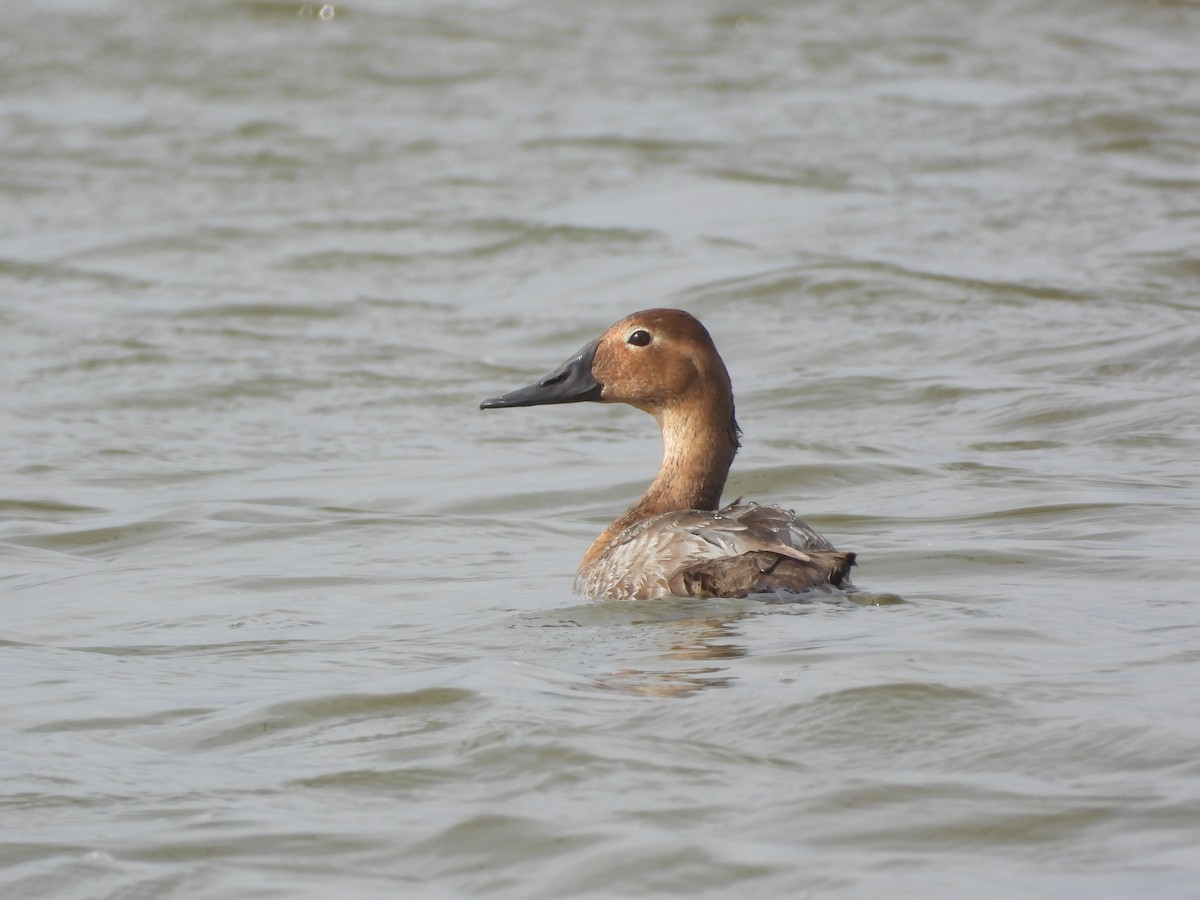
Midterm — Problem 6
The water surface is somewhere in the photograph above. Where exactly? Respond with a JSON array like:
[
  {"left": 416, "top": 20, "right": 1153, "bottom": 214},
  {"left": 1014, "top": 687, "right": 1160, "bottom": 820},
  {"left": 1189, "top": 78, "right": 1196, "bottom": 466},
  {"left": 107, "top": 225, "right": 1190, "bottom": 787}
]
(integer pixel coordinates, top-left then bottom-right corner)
[{"left": 3, "top": 1, "right": 1200, "bottom": 896}]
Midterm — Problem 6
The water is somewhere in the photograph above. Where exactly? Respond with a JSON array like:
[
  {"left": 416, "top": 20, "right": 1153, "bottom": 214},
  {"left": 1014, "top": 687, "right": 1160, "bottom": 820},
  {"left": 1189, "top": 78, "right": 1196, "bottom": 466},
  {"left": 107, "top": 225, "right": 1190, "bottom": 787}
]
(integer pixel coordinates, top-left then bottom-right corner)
[{"left": 3, "top": 0, "right": 1200, "bottom": 896}]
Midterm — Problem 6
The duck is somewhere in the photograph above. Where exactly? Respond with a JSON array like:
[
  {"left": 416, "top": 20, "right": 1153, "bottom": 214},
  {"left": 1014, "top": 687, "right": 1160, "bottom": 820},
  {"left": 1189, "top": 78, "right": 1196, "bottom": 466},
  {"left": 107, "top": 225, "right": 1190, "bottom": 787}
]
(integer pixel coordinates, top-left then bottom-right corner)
[{"left": 480, "top": 308, "right": 856, "bottom": 600}]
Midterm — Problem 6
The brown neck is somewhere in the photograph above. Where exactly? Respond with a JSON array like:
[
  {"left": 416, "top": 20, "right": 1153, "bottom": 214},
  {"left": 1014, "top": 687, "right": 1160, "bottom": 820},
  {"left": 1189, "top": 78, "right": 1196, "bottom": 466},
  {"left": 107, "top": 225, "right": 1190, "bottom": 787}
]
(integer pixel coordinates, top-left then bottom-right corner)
[{"left": 581, "top": 399, "right": 739, "bottom": 570}]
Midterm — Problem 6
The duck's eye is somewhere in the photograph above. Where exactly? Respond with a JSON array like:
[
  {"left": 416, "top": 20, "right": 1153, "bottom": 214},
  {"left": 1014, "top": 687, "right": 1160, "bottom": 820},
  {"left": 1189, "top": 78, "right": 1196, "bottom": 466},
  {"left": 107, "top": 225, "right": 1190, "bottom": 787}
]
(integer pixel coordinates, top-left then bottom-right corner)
[{"left": 627, "top": 329, "right": 652, "bottom": 347}]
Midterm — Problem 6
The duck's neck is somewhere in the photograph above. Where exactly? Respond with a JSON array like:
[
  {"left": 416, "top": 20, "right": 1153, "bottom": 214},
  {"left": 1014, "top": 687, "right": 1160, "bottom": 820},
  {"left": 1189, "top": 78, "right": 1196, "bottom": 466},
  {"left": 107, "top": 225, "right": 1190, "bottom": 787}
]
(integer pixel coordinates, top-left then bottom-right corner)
[
  {"left": 631, "top": 405, "right": 739, "bottom": 517},
  {"left": 582, "top": 400, "right": 739, "bottom": 568}
]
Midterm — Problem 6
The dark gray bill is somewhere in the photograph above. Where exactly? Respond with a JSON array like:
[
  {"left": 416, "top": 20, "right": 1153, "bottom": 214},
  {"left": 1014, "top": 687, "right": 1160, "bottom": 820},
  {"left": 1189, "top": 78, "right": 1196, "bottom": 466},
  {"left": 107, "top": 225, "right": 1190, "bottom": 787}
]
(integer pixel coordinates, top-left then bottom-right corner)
[{"left": 480, "top": 339, "right": 603, "bottom": 409}]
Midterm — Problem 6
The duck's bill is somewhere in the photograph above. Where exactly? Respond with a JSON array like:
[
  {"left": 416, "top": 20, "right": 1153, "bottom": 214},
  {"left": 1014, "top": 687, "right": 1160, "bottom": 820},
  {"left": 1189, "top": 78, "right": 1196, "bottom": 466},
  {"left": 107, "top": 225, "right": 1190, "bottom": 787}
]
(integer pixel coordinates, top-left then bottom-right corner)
[{"left": 480, "top": 339, "right": 603, "bottom": 409}]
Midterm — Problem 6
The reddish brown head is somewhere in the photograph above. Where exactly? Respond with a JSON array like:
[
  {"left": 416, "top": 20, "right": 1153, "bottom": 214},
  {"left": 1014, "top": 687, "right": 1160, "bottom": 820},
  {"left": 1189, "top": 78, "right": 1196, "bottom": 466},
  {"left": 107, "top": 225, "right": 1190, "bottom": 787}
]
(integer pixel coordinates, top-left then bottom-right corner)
[
  {"left": 482, "top": 309, "right": 741, "bottom": 517},
  {"left": 482, "top": 309, "right": 737, "bottom": 431}
]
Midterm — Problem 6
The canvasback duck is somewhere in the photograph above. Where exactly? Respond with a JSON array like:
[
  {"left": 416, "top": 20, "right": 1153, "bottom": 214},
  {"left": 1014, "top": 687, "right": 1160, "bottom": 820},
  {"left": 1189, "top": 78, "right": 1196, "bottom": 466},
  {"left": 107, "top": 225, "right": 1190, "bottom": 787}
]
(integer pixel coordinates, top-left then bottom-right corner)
[{"left": 480, "top": 308, "right": 856, "bottom": 600}]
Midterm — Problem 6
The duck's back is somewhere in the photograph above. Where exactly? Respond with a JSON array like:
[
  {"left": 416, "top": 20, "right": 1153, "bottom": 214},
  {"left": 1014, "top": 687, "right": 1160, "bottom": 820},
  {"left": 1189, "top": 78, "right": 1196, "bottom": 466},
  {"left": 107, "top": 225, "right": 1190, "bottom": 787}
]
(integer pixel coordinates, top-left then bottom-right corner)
[{"left": 576, "top": 501, "right": 855, "bottom": 601}]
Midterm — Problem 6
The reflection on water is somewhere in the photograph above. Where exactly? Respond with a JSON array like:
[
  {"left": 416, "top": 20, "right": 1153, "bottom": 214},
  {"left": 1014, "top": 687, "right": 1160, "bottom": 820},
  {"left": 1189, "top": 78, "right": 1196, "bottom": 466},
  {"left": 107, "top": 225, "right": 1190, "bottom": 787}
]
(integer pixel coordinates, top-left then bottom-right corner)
[
  {"left": 604, "top": 614, "right": 747, "bottom": 696},
  {"left": 575, "top": 593, "right": 904, "bottom": 697}
]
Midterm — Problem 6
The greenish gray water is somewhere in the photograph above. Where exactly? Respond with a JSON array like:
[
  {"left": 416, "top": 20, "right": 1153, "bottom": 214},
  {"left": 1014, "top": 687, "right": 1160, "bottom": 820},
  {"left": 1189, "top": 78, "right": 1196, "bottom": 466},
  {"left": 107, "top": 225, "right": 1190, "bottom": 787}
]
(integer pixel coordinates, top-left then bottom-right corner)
[{"left": 3, "top": 1, "right": 1200, "bottom": 897}]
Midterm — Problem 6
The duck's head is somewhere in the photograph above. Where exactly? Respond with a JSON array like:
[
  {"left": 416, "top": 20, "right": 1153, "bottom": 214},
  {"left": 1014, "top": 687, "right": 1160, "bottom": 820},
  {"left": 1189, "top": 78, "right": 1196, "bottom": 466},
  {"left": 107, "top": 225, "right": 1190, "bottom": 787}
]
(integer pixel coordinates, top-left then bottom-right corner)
[{"left": 480, "top": 308, "right": 734, "bottom": 419}]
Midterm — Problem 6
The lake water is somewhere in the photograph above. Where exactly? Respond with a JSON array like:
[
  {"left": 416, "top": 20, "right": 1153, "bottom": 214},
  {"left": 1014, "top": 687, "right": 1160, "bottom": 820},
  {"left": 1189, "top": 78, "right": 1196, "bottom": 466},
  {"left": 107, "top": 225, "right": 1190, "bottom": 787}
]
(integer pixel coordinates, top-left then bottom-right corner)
[{"left": 3, "top": 0, "right": 1200, "bottom": 896}]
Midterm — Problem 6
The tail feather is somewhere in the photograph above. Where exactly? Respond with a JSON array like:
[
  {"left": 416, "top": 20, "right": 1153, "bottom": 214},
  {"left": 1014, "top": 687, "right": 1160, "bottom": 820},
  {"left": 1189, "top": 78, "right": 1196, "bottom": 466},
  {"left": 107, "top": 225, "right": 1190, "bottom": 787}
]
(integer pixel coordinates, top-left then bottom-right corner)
[{"left": 669, "top": 550, "right": 856, "bottom": 599}]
